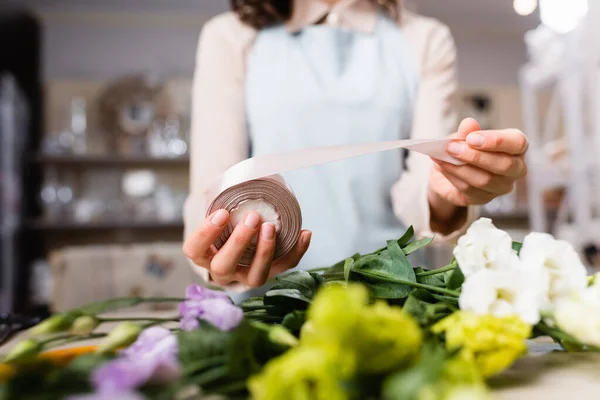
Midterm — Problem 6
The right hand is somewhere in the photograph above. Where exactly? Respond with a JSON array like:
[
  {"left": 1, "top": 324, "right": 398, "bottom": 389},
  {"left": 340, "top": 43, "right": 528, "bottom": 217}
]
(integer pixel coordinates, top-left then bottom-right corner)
[{"left": 183, "top": 209, "right": 312, "bottom": 288}]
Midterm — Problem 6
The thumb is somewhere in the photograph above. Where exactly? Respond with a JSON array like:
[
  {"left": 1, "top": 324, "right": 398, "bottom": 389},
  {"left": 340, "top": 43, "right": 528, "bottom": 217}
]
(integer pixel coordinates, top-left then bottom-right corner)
[{"left": 454, "top": 118, "right": 481, "bottom": 139}]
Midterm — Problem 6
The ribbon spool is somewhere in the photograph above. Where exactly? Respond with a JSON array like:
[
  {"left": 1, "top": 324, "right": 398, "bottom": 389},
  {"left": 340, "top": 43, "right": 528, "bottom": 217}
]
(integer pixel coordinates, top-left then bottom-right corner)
[{"left": 205, "top": 175, "right": 302, "bottom": 267}]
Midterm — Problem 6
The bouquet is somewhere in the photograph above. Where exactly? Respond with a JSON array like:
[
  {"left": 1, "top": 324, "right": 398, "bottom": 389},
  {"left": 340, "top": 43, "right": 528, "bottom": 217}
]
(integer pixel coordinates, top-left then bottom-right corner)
[{"left": 1, "top": 217, "right": 599, "bottom": 400}]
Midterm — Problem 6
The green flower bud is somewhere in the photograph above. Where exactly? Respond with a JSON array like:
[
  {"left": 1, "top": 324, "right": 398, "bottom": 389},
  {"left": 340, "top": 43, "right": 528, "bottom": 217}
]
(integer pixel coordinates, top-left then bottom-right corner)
[
  {"left": 29, "top": 314, "right": 74, "bottom": 336},
  {"left": 97, "top": 322, "right": 141, "bottom": 354},
  {"left": 69, "top": 316, "right": 100, "bottom": 336},
  {"left": 4, "top": 339, "right": 42, "bottom": 363},
  {"left": 268, "top": 325, "right": 298, "bottom": 348}
]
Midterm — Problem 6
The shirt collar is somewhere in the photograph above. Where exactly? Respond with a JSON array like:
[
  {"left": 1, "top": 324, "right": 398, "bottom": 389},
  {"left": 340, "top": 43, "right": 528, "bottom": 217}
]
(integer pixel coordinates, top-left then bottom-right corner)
[{"left": 286, "top": 0, "right": 379, "bottom": 35}]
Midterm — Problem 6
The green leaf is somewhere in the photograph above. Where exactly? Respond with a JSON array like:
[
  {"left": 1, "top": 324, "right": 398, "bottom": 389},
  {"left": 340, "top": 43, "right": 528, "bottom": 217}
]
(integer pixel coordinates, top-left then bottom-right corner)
[
  {"left": 275, "top": 271, "right": 319, "bottom": 298},
  {"left": 430, "top": 293, "right": 459, "bottom": 306},
  {"left": 240, "top": 297, "right": 266, "bottom": 311},
  {"left": 176, "top": 322, "right": 232, "bottom": 368},
  {"left": 352, "top": 243, "right": 416, "bottom": 283},
  {"left": 281, "top": 311, "right": 306, "bottom": 333},
  {"left": 78, "top": 297, "right": 144, "bottom": 315},
  {"left": 327, "top": 253, "right": 361, "bottom": 273},
  {"left": 67, "top": 353, "right": 113, "bottom": 375},
  {"left": 360, "top": 276, "right": 415, "bottom": 299},
  {"left": 343, "top": 257, "right": 355, "bottom": 282},
  {"left": 348, "top": 245, "right": 417, "bottom": 299},
  {"left": 402, "top": 237, "right": 434, "bottom": 255},
  {"left": 512, "top": 241, "right": 523, "bottom": 254},
  {"left": 382, "top": 342, "right": 448, "bottom": 400},
  {"left": 263, "top": 289, "right": 311, "bottom": 314},
  {"left": 414, "top": 267, "right": 445, "bottom": 288},
  {"left": 403, "top": 290, "right": 455, "bottom": 327},
  {"left": 446, "top": 265, "right": 465, "bottom": 290},
  {"left": 309, "top": 272, "right": 326, "bottom": 286},
  {"left": 397, "top": 226, "right": 416, "bottom": 247},
  {"left": 243, "top": 309, "right": 283, "bottom": 323},
  {"left": 227, "top": 320, "right": 265, "bottom": 377}
]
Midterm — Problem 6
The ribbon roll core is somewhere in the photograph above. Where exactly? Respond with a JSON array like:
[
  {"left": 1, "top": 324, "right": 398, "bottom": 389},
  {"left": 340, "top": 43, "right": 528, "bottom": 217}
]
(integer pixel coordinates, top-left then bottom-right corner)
[{"left": 206, "top": 175, "right": 302, "bottom": 266}]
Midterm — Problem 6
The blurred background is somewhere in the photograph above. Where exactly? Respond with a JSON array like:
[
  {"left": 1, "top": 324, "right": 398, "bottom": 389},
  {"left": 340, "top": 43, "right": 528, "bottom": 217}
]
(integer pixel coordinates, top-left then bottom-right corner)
[{"left": 0, "top": 0, "right": 596, "bottom": 317}]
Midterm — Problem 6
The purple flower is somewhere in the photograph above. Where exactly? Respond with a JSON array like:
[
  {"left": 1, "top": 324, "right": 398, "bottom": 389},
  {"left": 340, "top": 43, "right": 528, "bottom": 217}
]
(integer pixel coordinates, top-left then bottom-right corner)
[
  {"left": 185, "top": 284, "right": 230, "bottom": 302},
  {"left": 179, "top": 298, "right": 243, "bottom": 332},
  {"left": 67, "top": 391, "right": 145, "bottom": 400},
  {"left": 91, "top": 327, "right": 180, "bottom": 394}
]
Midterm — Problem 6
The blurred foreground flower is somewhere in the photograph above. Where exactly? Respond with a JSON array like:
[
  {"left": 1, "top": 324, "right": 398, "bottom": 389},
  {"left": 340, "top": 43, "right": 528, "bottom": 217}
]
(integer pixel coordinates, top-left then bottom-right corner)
[
  {"left": 97, "top": 322, "right": 142, "bottom": 354},
  {"left": 185, "top": 284, "right": 230, "bottom": 302},
  {"left": 248, "top": 346, "right": 351, "bottom": 400},
  {"left": 301, "top": 284, "right": 422, "bottom": 375},
  {"left": 91, "top": 327, "right": 180, "bottom": 395},
  {"left": 453, "top": 218, "right": 518, "bottom": 277},
  {"left": 520, "top": 232, "right": 588, "bottom": 308},
  {"left": 70, "top": 316, "right": 100, "bottom": 336},
  {"left": 179, "top": 285, "right": 243, "bottom": 331},
  {"left": 4, "top": 339, "right": 42, "bottom": 363},
  {"left": 554, "top": 287, "right": 600, "bottom": 348},
  {"left": 67, "top": 391, "right": 146, "bottom": 400},
  {"left": 30, "top": 313, "right": 77, "bottom": 335},
  {"left": 432, "top": 311, "right": 531, "bottom": 377},
  {"left": 459, "top": 268, "right": 545, "bottom": 324}
]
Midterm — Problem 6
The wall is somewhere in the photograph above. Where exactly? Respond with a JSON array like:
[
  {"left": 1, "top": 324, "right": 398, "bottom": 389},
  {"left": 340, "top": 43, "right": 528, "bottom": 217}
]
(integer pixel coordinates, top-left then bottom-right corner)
[{"left": 24, "top": 4, "right": 530, "bottom": 86}]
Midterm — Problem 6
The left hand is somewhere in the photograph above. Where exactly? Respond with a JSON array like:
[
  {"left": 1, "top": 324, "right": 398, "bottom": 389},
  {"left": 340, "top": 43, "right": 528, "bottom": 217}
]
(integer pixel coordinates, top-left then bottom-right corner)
[{"left": 428, "top": 118, "right": 528, "bottom": 223}]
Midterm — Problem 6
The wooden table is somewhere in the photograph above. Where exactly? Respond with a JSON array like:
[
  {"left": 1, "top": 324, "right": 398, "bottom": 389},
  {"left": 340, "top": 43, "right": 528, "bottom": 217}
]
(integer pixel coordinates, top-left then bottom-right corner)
[
  {"left": 493, "top": 338, "right": 600, "bottom": 399},
  {"left": 2, "top": 315, "right": 600, "bottom": 399}
]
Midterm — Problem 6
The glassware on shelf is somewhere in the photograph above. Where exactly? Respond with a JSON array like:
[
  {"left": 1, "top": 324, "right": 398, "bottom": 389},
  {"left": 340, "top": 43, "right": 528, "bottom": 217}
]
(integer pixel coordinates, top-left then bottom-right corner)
[
  {"left": 57, "top": 171, "right": 76, "bottom": 219},
  {"left": 70, "top": 97, "right": 88, "bottom": 155},
  {"left": 146, "top": 114, "right": 188, "bottom": 158},
  {"left": 39, "top": 168, "right": 61, "bottom": 221},
  {"left": 43, "top": 96, "right": 89, "bottom": 155}
]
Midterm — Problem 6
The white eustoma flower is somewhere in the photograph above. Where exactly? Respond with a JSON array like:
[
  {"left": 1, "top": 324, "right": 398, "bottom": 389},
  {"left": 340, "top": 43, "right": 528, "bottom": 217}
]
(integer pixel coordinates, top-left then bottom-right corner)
[
  {"left": 453, "top": 218, "right": 518, "bottom": 277},
  {"left": 519, "top": 232, "right": 588, "bottom": 308},
  {"left": 554, "top": 288, "right": 600, "bottom": 348},
  {"left": 459, "top": 268, "right": 545, "bottom": 325}
]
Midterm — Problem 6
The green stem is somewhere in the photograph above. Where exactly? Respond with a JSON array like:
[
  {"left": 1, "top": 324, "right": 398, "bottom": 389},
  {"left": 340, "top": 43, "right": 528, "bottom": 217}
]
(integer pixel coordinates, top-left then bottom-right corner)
[
  {"left": 416, "top": 264, "right": 456, "bottom": 277},
  {"left": 208, "top": 380, "right": 248, "bottom": 395},
  {"left": 240, "top": 305, "right": 277, "bottom": 311},
  {"left": 97, "top": 317, "right": 180, "bottom": 323},
  {"left": 244, "top": 314, "right": 282, "bottom": 323},
  {"left": 189, "top": 365, "right": 230, "bottom": 387},
  {"left": 183, "top": 355, "right": 228, "bottom": 375},
  {"left": 306, "top": 267, "right": 330, "bottom": 273},
  {"left": 322, "top": 272, "right": 345, "bottom": 280},
  {"left": 42, "top": 333, "right": 107, "bottom": 351},
  {"left": 140, "top": 297, "right": 186, "bottom": 303},
  {"left": 356, "top": 271, "right": 460, "bottom": 297}
]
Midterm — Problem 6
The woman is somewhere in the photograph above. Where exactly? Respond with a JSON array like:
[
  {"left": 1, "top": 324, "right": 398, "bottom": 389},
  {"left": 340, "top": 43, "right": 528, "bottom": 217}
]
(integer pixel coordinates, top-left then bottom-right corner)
[{"left": 183, "top": 0, "right": 528, "bottom": 295}]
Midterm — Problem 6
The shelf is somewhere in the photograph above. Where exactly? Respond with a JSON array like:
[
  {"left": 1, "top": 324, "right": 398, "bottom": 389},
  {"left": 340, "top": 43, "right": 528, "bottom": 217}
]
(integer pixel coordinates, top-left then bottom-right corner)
[
  {"left": 28, "top": 220, "right": 184, "bottom": 231},
  {"left": 29, "top": 154, "right": 190, "bottom": 167}
]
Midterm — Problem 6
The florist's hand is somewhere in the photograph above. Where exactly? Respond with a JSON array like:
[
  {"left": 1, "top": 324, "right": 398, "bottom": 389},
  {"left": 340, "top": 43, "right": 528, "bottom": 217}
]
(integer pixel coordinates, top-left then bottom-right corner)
[
  {"left": 428, "top": 118, "right": 528, "bottom": 229},
  {"left": 183, "top": 209, "right": 312, "bottom": 288}
]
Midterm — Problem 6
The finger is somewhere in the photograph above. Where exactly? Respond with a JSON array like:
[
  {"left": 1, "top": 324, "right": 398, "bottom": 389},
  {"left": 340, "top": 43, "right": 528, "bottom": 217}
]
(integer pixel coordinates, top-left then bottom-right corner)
[
  {"left": 446, "top": 142, "right": 527, "bottom": 178},
  {"left": 437, "top": 161, "right": 514, "bottom": 195},
  {"left": 210, "top": 211, "right": 262, "bottom": 279},
  {"left": 182, "top": 209, "right": 230, "bottom": 267},
  {"left": 438, "top": 169, "right": 498, "bottom": 204},
  {"left": 465, "top": 129, "right": 528, "bottom": 155},
  {"left": 270, "top": 230, "right": 312, "bottom": 277},
  {"left": 245, "top": 223, "right": 277, "bottom": 288},
  {"left": 454, "top": 117, "right": 482, "bottom": 139}
]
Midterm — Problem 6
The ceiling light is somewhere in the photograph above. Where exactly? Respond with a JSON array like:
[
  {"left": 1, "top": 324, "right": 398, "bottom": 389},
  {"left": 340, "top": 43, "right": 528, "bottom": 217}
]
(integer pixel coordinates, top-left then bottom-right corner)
[
  {"left": 540, "top": 0, "right": 588, "bottom": 33},
  {"left": 514, "top": 0, "right": 538, "bottom": 16}
]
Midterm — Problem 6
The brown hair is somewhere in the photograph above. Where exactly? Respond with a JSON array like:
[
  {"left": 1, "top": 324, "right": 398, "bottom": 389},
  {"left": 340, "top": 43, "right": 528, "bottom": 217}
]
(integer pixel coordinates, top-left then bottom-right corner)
[{"left": 231, "top": 0, "right": 399, "bottom": 30}]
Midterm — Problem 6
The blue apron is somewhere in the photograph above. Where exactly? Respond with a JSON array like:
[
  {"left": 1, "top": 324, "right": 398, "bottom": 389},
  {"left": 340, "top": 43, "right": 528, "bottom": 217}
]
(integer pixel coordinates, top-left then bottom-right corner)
[{"left": 232, "top": 15, "right": 420, "bottom": 302}]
